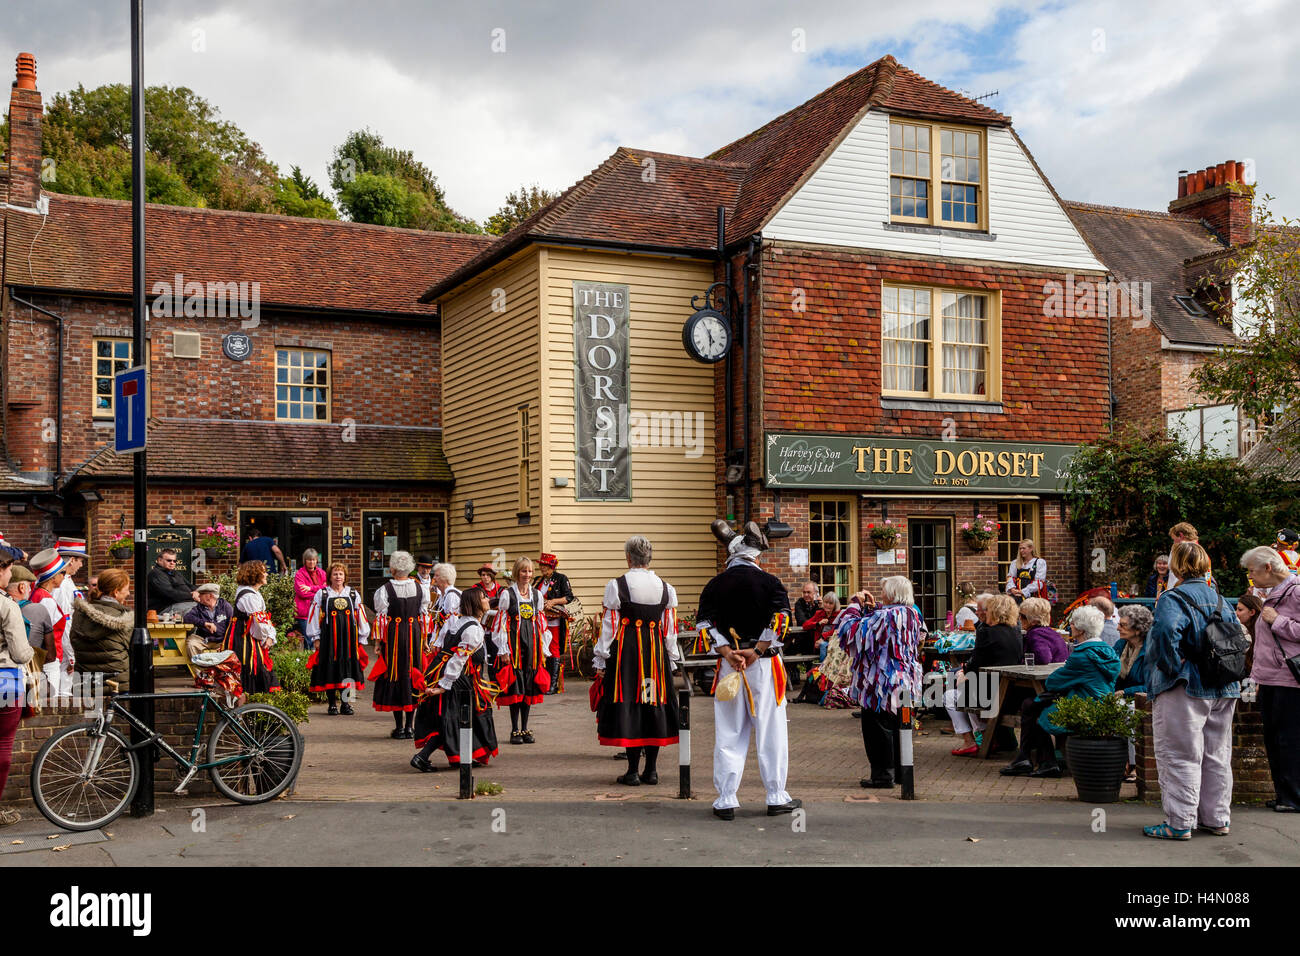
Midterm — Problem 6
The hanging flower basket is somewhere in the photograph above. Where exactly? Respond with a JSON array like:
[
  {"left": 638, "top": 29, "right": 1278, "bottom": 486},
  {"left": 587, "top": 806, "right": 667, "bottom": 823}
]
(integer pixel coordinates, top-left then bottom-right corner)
[
  {"left": 109, "top": 533, "right": 133, "bottom": 561},
  {"left": 867, "top": 520, "right": 899, "bottom": 551},
  {"left": 960, "top": 515, "right": 998, "bottom": 552},
  {"left": 197, "top": 522, "right": 238, "bottom": 558}
]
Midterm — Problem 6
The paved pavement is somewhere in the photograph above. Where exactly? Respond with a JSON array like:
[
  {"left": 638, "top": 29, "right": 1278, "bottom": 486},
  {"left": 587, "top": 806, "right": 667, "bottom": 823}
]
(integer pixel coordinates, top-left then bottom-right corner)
[
  {"left": 4, "top": 798, "right": 1297, "bottom": 866},
  {"left": 8, "top": 678, "right": 1297, "bottom": 867},
  {"left": 289, "top": 678, "right": 1080, "bottom": 805}
]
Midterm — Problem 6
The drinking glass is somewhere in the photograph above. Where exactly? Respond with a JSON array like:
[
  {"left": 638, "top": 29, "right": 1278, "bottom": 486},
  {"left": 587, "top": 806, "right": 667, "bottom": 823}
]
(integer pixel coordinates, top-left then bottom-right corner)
[{"left": 1023, "top": 653, "right": 1036, "bottom": 666}]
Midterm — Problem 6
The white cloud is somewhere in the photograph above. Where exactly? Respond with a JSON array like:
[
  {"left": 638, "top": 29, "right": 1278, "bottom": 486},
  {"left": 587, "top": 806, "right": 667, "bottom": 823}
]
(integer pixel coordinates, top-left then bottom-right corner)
[{"left": 2, "top": 0, "right": 1294, "bottom": 222}]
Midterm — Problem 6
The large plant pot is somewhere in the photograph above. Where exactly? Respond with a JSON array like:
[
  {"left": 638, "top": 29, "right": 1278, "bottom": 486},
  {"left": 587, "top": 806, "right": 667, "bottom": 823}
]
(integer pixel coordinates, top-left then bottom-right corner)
[{"left": 1065, "top": 736, "right": 1128, "bottom": 803}]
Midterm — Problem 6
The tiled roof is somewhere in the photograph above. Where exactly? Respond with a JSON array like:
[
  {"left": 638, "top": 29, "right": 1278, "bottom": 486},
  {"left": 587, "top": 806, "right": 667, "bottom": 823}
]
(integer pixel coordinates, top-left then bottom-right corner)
[
  {"left": 1242, "top": 419, "right": 1300, "bottom": 481},
  {"left": 424, "top": 55, "right": 1011, "bottom": 300},
  {"left": 1063, "top": 201, "right": 1236, "bottom": 347},
  {"left": 3, "top": 193, "right": 494, "bottom": 317},
  {"left": 710, "top": 56, "right": 1011, "bottom": 239},
  {"left": 421, "top": 149, "right": 747, "bottom": 301},
  {"left": 65, "top": 418, "right": 453, "bottom": 484},
  {"left": 0, "top": 469, "right": 52, "bottom": 494}
]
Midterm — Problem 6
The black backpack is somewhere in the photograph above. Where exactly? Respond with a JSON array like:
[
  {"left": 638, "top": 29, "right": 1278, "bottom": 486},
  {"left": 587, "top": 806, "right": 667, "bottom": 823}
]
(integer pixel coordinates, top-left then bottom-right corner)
[{"left": 1164, "top": 589, "right": 1249, "bottom": 688}]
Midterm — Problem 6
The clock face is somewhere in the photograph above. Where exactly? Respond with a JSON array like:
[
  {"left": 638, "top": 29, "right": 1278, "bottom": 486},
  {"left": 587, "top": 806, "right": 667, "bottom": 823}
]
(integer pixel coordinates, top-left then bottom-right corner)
[{"left": 686, "top": 311, "right": 730, "bottom": 363}]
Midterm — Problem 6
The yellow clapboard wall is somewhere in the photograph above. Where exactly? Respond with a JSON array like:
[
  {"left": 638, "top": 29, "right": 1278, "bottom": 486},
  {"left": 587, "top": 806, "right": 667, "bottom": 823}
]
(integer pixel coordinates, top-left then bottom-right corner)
[
  {"left": 540, "top": 247, "right": 718, "bottom": 617},
  {"left": 439, "top": 245, "right": 719, "bottom": 619},
  {"left": 440, "top": 249, "right": 544, "bottom": 577}
]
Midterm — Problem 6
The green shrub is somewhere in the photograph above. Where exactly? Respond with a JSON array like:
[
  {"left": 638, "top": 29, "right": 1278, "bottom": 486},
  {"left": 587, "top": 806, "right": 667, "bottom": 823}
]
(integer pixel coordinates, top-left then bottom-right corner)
[
  {"left": 474, "top": 781, "right": 504, "bottom": 796},
  {"left": 246, "top": 690, "right": 311, "bottom": 725},
  {"left": 1050, "top": 693, "right": 1143, "bottom": 738},
  {"left": 268, "top": 646, "right": 325, "bottom": 702}
]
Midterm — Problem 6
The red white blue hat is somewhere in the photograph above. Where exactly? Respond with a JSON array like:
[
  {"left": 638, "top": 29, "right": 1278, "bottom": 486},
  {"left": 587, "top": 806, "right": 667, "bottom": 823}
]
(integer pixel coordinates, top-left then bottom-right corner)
[
  {"left": 30, "top": 548, "right": 67, "bottom": 585},
  {"left": 56, "top": 536, "right": 87, "bottom": 557}
]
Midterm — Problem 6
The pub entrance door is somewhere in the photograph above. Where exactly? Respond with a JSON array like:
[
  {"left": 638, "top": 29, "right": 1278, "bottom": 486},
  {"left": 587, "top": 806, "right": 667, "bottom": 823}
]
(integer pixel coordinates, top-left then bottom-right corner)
[{"left": 908, "top": 518, "right": 952, "bottom": 631}]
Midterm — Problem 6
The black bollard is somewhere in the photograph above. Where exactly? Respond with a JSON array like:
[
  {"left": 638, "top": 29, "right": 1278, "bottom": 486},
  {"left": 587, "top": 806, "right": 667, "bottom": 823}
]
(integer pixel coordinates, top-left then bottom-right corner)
[
  {"left": 678, "top": 685, "right": 692, "bottom": 799},
  {"left": 458, "top": 695, "right": 473, "bottom": 799}
]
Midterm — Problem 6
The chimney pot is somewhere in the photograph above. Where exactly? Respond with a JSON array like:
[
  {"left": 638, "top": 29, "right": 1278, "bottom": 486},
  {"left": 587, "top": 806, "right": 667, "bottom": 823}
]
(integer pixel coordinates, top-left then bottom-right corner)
[
  {"left": 1193, "top": 170, "right": 1205, "bottom": 193},
  {"left": 1178, "top": 173, "right": 1188, "bottom": 198},
  {"left": 1216, "top": 162, "right": 1228, "bottom": 186},
  {"left": 15, "top": 52, "right": 36, "bottom": 91},
  {"left": 1206, "top": 166, "right": 1218, "bottom": 189}
]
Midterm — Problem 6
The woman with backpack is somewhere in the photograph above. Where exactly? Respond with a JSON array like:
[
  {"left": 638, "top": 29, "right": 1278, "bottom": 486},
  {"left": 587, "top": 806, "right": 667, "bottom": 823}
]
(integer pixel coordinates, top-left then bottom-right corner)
[
  {"left": 1005, "top": 539, "right": 1047, "bottom": 604},
  {"left": 1240, "top": 546, "right": 1300, "bottom": 813},
  {"left": 1143, "top": 541, "right": 1242, "bottom": 840}
]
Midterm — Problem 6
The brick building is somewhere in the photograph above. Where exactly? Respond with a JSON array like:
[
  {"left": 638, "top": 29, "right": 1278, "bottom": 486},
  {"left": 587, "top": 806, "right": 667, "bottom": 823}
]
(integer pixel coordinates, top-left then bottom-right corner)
[
  {"left": 426, "top": 55, "right": 1112, "bottom": 624},
  {"left": 1, "top": 54, "right": 492, "bottom": 594},
  {"left": 1065, "top": 163, "right": 1261, "bottom": 459}
]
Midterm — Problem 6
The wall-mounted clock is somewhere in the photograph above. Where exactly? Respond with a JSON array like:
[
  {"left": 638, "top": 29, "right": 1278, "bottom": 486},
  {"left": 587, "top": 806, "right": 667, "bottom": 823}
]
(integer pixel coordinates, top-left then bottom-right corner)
[{"left": 682, "top": 308, "right": 732, "bottom": 364}]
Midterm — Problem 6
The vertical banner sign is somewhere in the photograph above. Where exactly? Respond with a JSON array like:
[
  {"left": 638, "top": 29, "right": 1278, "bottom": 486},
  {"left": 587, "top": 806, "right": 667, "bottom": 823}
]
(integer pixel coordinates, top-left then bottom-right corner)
[{"left": 574, "top": 281, "right": 631, "bottom": 500}]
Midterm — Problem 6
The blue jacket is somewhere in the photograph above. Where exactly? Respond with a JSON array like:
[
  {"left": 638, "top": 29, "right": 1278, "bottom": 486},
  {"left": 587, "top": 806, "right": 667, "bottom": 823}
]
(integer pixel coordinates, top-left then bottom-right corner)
[
  {"left": 1112, "top": 637, "right": 1148, "bottom": 696},
  {"left": 1147, "top": 577, "right": 1240, "bottom": 700},
  {"left": 1038, "top": 639, "right": 1121, "bottom": 735}
]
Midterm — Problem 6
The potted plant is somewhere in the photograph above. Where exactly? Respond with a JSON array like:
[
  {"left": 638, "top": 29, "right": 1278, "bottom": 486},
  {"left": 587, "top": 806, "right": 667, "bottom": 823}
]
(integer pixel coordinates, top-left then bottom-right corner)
[
  {"left": 109, "top": 532, "right": 133, "bottom": 561},
  {"left": 868, "top": 519, "right": 899, "bottom": 551},
  {"left": 1051, "top": 692, "right": 1144, "bottom": 803},
  {"left": 960, "top": 515, "right": 998, "bottom": 552},
  {"left": 197, "top": 521, "right": 238, "bottom": 560}
]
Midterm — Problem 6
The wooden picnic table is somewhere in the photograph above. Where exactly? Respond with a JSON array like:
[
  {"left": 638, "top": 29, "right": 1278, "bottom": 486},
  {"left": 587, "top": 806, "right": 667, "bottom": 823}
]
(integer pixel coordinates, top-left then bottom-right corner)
[{"left": 975, "top": 662, "right": 1064, "bottom": 759}]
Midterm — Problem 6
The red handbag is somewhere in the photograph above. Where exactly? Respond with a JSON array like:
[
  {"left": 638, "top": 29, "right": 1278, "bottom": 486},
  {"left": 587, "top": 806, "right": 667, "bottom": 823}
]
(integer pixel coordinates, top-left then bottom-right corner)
[
  {"left": 533, "top": 666, "right": 551, "bottom": 694},
  {"left": 589, "top": 676, "right": 605, "bottom": 712}
]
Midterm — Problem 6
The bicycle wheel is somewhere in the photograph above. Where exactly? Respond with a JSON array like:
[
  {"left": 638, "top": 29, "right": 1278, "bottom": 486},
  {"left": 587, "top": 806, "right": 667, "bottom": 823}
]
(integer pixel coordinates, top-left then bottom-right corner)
[
  {"left": 31, "top": 723, "right": 140, "bottom": 831},
  {"left": 207, "top": 703, "right": 303, "bottom": 804}
]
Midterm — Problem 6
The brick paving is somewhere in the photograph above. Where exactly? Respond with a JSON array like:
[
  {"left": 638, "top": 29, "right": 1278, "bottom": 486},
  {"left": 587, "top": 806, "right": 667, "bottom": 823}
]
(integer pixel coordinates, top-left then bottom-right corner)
[{"left": 293, "top": 677, "right": 1093, "bottom": 806}]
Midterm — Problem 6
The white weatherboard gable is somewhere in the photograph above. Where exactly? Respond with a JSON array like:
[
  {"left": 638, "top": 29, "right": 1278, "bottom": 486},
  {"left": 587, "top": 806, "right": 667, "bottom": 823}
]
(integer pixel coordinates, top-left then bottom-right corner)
[{"left": 764, "top": 110, "right": 1106, "bottom": 272}]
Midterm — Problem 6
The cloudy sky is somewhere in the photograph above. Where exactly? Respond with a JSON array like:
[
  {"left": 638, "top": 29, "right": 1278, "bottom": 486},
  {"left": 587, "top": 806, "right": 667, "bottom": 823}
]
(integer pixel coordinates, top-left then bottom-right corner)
[{"left": 3, "top": 0, "right": 1295, "bottom": 224}]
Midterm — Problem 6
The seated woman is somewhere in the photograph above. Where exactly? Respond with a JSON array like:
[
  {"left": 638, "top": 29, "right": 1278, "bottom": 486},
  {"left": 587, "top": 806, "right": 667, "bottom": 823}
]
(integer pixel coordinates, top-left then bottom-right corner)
[
  {"left": 953, "top": 581, "right": 979, "bottom": 629},
  {"left": 1001, "top": 605, "right": 1120, "bottom": 777},
  {"left": 944, "top": 593, "right": 1022, "bottom": 756},
  {"left": 799, "top": 592, "right": 842, "bottom": 655},
  {"left": 1145, "top": 555, "right": 1171, "bottom": 599},
  {"left": 1019, "top": 598, "right": 1069, "bottom": 666}
]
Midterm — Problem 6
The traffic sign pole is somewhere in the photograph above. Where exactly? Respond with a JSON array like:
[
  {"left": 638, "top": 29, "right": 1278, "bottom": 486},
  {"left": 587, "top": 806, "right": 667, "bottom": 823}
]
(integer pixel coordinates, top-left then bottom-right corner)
[{"left": 128, "top": 0, "right": 154, "bottom": 819}]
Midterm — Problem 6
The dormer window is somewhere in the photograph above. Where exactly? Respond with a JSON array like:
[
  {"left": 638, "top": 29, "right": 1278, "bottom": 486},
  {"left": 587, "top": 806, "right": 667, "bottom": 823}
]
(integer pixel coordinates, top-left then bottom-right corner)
[
  {"left": 1173, "top": 294, "right": 1209, "bottom": 318},
  {"left": 890, "top": 120, "right": 986, "bottom": 230}
]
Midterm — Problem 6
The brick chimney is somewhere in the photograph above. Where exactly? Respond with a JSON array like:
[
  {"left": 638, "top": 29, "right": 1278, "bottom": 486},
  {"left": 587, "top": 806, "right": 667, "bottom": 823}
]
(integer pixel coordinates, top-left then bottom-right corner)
[
  {"left": 5, "top": 52, "right": 43, "bottom": 208},
  {"left": 1169, "top": 159, "right": 1253, "bottom": 247}
]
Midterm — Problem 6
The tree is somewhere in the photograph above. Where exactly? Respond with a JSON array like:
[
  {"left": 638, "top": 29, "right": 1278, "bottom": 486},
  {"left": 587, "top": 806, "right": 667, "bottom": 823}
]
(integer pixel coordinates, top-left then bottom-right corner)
[
  {"left": 1064, "top": 425, "right": 1286, "bottom": 596},
  {"left": 1191, "top": 192, "right": 1300, "bottom": 452},
  {"left": 34, "top": 82, "right": 335, "bottom": 219},
  {"left": 327, "top": 128, "right": 479, "bottom": 233},
  {"left": 485, "top": 183, "right": 558, "bottom": 236}
]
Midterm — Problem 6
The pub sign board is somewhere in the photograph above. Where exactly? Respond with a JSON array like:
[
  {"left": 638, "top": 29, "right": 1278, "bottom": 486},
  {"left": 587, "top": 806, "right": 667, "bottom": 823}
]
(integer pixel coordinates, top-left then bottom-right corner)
[
  {"left": 573, "top": 281, "right": 631, "bottom": 501},
  {"left": 764, "top": 433, "right": 1077, "bottom": 495},
  {"left": 146, "top": 526, "right": 195, "bottom": 577}
]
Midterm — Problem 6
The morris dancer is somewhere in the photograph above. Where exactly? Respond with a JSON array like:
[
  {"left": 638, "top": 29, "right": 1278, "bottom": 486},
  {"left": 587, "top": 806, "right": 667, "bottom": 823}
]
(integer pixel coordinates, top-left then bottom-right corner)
[
  {"left": 493, "top": 556, "right": 550, "bottom": 744},
  {"left": 592, "top": 535, "right": 680, "bottom": 786},
  {"left": 1274, "top": 529, "right": 1300, "bottom": 575},
  {"left": 536, "top": 552, "right": 574, "bottom": 694},
  {"left": 305, "top": 562, "right": 369, "bottom": 715},
  {"left": 476, "top": 563, "right": 501, "bottom": 609},
  {"left": 29, "top": 549, "right": 72, "bottom": 699},
  {"left": 224, "top": 560, "right": 279, "bottom": 694},
  {"left": 371, "top": 551, "right": 430, "bottom": 739},
  {"left": 411, "top": 586, "right": 499, "bottom": 771},
  {"left": 696, "top": 520, "right": 800, "bottom": 820},
  {"left": 428, "top": 563, "right": 462, "bottom": 653}
]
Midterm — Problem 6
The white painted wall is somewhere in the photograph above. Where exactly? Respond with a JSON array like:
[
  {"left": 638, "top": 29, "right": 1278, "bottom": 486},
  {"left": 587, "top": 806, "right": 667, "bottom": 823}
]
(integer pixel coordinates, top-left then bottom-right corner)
[{"left": 765, "top": 110, "right": 1105, "bottom": 272}]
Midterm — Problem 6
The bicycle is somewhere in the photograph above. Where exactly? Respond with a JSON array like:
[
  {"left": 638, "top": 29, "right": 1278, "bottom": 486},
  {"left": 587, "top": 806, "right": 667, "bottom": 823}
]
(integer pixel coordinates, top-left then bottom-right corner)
[{"left": 30, "top": 671, "right": 304, "bottom": 832}]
